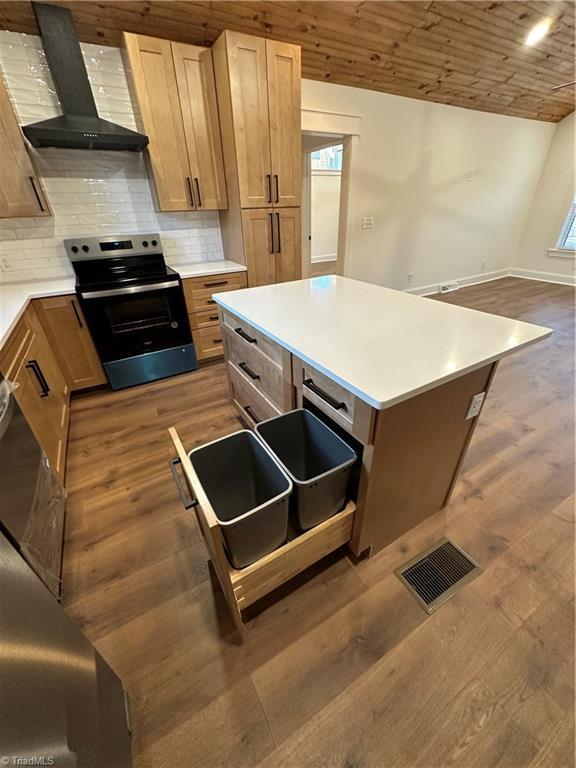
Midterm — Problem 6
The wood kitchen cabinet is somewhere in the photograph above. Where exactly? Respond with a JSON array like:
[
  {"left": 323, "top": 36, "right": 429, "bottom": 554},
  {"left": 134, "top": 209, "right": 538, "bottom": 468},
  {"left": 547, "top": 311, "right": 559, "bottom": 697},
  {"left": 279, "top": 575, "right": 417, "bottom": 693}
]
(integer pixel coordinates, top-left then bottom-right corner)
[
  {"left": 213, "top": 31, "right": 301, "bottom": 209},
  {"left": 123, "top": 33, "right": 227, "bottom": 212},
  {"left": 0, "top": 305, "right": 69, "bottom": 482},
  {"left": 33, "top": 295, "right": 106, "bottom": 391},
  {"left": 0, "top": 75, "right": 50, "bottom": 218},
  {"left": 213, "top": 30, "right": 302, "bottom": 287},
  {"left": 241, "top": 207, "right": 301, "bottom": 286}
]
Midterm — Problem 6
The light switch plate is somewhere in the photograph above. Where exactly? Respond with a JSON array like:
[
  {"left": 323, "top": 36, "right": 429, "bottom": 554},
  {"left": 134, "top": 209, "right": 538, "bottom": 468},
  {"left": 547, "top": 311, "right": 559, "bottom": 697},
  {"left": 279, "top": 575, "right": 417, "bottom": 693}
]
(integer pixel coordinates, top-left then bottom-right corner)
[
  {"left": 466, "top": 392, "right": 486, "bottom": 420},
  {"left": 362, "top": 216, "right": 374, "bottom": 230}
]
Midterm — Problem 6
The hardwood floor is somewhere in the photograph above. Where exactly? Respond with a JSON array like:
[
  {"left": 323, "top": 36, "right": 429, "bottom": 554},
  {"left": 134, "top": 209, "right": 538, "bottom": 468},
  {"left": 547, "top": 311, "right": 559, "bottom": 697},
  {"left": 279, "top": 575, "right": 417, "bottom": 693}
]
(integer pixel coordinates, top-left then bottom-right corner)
[{"left": 62, "top": 277, "right": 575, "bottom": 768}]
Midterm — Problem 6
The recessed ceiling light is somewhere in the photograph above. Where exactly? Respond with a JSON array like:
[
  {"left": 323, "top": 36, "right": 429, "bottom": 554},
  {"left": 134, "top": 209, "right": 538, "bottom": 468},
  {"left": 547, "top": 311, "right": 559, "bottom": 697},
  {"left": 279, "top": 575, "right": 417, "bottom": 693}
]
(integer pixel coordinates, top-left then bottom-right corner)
[{"left": 525, "top": 17, "right": 552, "bottom": 46}]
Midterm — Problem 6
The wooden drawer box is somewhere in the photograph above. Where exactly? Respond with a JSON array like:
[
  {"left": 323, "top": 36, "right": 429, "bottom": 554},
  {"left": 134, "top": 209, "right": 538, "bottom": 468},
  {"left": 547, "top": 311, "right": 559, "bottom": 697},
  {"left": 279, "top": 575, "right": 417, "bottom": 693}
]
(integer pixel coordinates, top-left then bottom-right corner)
[
  {"left": 294, "top": 358, "right": 375, "bottom": 445},
  {"left": 223, "top": 324, "right": 287, "bottom": 409},
  {"left": 183, "top": 271, "right": 247, "bottom": 314},
  {"left": 190, "top": 307, "right": 222, "bottom": 330},
  {"left": 221, "top": 309, "right": 284, "bottom": 366},
  {"left": 169, "top": 425, "right": 355, "bottom": 639},
  {"left": 228, "top": 361, "right": 281, "bottom": 426},
  {"left": 193, "top": 324, "right": 224, "bottom": 361}
]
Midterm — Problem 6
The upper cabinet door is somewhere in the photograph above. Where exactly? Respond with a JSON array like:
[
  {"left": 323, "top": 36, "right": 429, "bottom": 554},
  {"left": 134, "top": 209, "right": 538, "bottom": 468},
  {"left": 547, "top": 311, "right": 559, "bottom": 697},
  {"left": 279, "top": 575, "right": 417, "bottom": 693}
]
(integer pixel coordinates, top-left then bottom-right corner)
[
  {"left": 172, "top": 43, "right": 227, "bottom": 211},
  {"left": 222, "top": 32, "right": 272, "bottom": 209},
  {"left": 266, "top": 41, "right": 301, "bottom": 208},
  {"left": 0, "top": 76, "right": 49, "bottom": 218},
  {"left": 122, "top": 33, "right": 194, "bottom": 212}
]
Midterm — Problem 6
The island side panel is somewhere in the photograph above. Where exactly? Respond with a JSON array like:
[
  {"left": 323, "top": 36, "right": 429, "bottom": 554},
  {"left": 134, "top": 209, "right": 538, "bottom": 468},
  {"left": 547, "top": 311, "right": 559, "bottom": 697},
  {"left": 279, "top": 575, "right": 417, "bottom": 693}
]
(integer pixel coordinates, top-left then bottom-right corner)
[{"left": 352, "top": 362, "right": 497, "bottom": 555}]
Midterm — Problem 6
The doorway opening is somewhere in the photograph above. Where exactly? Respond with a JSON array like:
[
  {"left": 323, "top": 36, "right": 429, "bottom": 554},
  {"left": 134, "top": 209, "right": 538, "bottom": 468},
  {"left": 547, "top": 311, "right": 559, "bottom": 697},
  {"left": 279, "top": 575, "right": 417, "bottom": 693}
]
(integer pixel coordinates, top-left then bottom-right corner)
[{"left": 301, "top": 132, "right": 351, "bottom": 278}]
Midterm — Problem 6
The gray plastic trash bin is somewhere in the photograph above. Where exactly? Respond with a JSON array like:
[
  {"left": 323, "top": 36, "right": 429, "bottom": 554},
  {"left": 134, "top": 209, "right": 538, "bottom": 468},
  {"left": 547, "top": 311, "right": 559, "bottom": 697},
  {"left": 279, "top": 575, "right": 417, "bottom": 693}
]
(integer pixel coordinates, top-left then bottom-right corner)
[
  {"left": 256, "top": 409, "right": 357, "bottom": 531},
  {"left": 188, "top": 430, "right": 292, "bottom": 569}
]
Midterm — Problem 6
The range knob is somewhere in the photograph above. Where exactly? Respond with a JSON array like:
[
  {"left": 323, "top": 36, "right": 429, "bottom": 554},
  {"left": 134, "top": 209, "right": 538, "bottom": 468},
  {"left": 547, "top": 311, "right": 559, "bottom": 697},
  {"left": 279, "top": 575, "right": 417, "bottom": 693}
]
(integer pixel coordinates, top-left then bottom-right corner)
[
  {"left": 81, "top": 245, "right": 90, "bottom": 253},
  {"left": 151, "top": 239, "right": 158, "bottom": 247},
  {"left": 71, "top": 245, "right": 79, "bottom": 254},
  {"left": 142, "top": 240, "right": 149, "bottom": 247}
]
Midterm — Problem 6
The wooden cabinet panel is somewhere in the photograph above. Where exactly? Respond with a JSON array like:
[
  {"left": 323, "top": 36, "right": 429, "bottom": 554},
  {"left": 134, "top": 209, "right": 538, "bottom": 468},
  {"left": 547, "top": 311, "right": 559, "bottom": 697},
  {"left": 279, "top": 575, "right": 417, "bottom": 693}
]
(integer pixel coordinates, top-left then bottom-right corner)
[
  {"left": 183, "top": 271, "right": 247, "bottom": 313},
  {"left": 241, "top": 209, "right": 276, "bottom": 287},
  {"left": 172, "top": 43, "right": 227, "bottom": 211},
  {"left": 1, "top": 306, "right": 70, "bottom": 482},
  {"left": 220, "top": 31, "right": 272, "bottom": 209},
  {"left": 192, "top": 325, "right": 224, "bottom": 361},
  {"left": 275, "top": 208, "right": 301, "bottom": 283},
  {"left": 34, "top": 295, "right": 106, "bottom": 391},
  {"left": 123, "top": 33, "right": 192, "bottom": 211},
  {"left": 0, "top": 76, "right": 49, "bottom": 218},
  {"left": 266, "top": 40, "right": 301, "bottom": 208}
]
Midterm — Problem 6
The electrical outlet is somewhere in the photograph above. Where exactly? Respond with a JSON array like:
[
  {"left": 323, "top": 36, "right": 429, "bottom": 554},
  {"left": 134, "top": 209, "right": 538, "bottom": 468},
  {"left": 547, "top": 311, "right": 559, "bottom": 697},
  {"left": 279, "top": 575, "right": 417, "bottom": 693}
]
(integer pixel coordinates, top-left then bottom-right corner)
[
  {"left": 466, "top": 392, "right": 486, "bottom": 420},
  {"left": 407, "top": 272, "right": 414, "bottom": 284},
  {"left": 361, "top": 216, "right": 374, "bottom": 230}
]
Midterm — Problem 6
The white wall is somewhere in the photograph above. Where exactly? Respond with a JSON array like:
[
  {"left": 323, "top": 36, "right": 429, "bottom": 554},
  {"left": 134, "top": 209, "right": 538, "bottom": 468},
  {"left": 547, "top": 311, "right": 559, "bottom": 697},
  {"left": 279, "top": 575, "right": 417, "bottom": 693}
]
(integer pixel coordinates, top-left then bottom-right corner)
[
  {"left": 302, "top": 79, "right": 557, "bottom": 292},
  {"left": 513, "top": 112, "right": 575, "bottom": 281},
  {"left": 0, "top": 31, "right": 223, "bottom": 284},
  {"left": 311, "top": 171, "right": 341, "bottom": 261}
]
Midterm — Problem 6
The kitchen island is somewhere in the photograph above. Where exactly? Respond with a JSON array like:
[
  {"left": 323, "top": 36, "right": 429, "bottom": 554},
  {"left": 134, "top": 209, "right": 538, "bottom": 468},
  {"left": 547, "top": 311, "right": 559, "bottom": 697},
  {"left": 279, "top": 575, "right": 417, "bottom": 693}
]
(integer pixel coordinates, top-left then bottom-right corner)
[{"left": 214, "top": 276, "right": 551, "bottom": 556}]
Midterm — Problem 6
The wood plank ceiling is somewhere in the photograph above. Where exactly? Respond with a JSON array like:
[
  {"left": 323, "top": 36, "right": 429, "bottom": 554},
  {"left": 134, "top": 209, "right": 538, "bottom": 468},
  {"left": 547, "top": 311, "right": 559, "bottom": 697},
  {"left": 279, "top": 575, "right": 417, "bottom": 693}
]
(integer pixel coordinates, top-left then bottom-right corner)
[{"left": 0, "top": 1, "right": 574, "bottom": 122}]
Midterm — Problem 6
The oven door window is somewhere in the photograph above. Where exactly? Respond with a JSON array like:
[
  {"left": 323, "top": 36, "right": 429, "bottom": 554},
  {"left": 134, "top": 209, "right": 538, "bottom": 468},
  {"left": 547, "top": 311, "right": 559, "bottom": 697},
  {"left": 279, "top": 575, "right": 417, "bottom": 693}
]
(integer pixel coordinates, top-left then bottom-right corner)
[{"left": 81, "top": 287, "right": 191, "bottom": 361}]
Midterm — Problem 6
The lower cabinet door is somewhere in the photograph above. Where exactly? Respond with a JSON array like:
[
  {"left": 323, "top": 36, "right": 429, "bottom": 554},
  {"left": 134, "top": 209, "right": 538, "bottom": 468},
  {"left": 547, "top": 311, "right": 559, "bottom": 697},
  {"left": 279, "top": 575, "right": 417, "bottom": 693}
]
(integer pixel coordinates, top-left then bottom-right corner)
[
  {"left": 275, "top": 207, "right": 301, "bottom": 283},
  {"left": 241, "top": 208, "right": 276, "bottom": 287},
  {"left": 34, "top": 296, "right": 106, "bottom": 391}
]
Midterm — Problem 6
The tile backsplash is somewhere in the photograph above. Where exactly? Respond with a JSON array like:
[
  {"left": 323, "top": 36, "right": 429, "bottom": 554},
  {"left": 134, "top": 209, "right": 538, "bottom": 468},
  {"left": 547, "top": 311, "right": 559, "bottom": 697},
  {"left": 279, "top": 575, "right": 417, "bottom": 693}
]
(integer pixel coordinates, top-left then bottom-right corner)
[{"left": 0, "top": 30, "right": 224, "bottom": 283}]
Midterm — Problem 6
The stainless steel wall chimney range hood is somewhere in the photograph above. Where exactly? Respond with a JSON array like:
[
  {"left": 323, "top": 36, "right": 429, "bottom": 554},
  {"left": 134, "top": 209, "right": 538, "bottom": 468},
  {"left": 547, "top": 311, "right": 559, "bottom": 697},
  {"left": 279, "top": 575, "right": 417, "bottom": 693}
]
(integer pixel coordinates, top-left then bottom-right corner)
[{"left": 22, "top": 2, "right": 148, "bottom": 151}]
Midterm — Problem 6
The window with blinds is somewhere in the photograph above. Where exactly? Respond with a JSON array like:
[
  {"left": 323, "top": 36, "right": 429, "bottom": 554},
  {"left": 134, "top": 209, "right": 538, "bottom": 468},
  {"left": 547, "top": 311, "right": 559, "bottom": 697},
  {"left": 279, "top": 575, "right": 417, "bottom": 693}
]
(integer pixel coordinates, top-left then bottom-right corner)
[{"left": 557, "top": 200, "right": 576, "bottom": 250}]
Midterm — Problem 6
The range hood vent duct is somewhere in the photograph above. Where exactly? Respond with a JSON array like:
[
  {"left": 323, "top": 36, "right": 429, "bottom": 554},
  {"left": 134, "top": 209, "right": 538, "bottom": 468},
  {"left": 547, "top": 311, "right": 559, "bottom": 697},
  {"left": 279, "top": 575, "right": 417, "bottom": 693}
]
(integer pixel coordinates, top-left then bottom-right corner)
[{"left": 22, "top": 3, "right": 148, "bottom": 151}]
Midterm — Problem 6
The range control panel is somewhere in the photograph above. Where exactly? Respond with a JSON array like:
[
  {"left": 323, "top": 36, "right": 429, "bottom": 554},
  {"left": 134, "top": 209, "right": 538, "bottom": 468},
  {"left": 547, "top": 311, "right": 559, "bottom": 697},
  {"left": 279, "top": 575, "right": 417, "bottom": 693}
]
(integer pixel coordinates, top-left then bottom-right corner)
[{"left": 64, "top": 233, "right": 162, "bottom": 261}]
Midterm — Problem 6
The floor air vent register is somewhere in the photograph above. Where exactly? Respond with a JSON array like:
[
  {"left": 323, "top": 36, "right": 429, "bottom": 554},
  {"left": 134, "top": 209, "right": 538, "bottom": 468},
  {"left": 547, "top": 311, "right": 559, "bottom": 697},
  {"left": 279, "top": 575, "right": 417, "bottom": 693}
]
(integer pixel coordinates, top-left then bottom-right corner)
[{"left": 395, "top": 538, "right": 481, "bottom": 613}]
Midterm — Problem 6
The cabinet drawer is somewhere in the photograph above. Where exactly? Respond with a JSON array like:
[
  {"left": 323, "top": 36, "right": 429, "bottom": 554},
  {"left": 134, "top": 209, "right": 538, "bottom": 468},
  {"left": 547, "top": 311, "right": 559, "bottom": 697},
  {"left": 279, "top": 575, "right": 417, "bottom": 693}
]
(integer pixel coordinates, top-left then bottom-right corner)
[
  {"left": 297, "top": 359, "right": 375, "bottom": 445},
  {"left": 190, "top": 307, "right": 222, "bottom": 330},
  {"left": 228, "top": 361, "right": 281, "bottom": 425},
  {"left": 169, "top": 423, "right": 354, "bottom": 641},
  {"left": 221, "top": 310, "right": 284, "bottom": 366},
  {"left": 192, "top": 324, "right": 224, "bottom": 360},
  {"left": 183, "top": 272, "right": 247, "bottom": 313},
  {"left": 223, "top": 325, "right": 285, "bottom": 408}
]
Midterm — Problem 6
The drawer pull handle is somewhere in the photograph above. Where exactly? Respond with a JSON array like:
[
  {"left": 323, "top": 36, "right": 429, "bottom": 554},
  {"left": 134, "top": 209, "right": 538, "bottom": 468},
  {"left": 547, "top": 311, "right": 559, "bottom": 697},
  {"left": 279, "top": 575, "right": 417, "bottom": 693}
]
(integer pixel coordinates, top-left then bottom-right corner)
[
  {"left": 239, "top": 362, "right": 260, "bottom": 380},
  {"left": 266, "top": 173, "right": 272, "bottom": 204},
  {"left": 212, "top": 338, "right": 222, "bottom": 344},
  {"left": 169, "top": 458, "right": 198, "bottom": 510},
  {"left": 207, "top": 299, "right": 216, "bottom": 305},
  {"left": 209, "top": 315, "right": 218, "bottom": 321},
  {"left": 244, "top": 405, "right": 260, "bottom": 423},
  {"left": 235, "top": 327, "right": 257, "bottom": 344},
  {"left": 204, "top": 280, "right": 227, "bottom": 288},
  {"left": 304, "top": 378, "right": 348, "bottom": 412},
  {"left": 274, "top": 174, "right": 279, "bottom": 203},
  {"left": 194, "top": 177, "right": 202, "bottom": 208},
  {"left": 26, "top": 359, "right": 50, "bottom": 397}
]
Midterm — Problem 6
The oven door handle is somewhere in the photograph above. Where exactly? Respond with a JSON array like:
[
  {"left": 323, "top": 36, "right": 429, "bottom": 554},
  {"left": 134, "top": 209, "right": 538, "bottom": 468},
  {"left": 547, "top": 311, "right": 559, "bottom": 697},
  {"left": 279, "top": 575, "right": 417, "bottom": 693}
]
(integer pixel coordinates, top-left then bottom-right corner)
[{"left": 80, "top": 281, "right": 177, "bottom": 299}]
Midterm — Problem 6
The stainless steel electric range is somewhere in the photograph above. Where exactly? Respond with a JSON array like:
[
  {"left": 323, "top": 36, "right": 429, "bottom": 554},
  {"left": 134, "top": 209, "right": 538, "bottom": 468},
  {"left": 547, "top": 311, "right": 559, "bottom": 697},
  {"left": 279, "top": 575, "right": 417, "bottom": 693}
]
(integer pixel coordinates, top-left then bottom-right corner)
[{"left": 65, "top": 233, "right": 197, "bottom": 390}]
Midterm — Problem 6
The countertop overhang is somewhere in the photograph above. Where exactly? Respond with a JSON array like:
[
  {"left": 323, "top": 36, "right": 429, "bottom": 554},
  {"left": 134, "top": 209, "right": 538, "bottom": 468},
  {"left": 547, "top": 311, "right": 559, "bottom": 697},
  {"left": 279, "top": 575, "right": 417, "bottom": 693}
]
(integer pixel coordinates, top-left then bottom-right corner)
[{"left": 214, "top": 276, "right": 552, "bottom": 410}]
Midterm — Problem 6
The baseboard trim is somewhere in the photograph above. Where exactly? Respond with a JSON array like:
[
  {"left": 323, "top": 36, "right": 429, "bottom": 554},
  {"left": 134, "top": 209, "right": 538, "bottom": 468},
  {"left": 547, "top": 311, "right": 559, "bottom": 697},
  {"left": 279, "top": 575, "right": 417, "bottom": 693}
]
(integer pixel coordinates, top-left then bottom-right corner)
[
  {"left": 405, "top": 267, "right": 575, "bottom": 296},
  {"left": 406, "top": 269, "right": 510, "bottom": 297},
  {"left": 508, "top": 268, "right": 575, "bottom": 287}
]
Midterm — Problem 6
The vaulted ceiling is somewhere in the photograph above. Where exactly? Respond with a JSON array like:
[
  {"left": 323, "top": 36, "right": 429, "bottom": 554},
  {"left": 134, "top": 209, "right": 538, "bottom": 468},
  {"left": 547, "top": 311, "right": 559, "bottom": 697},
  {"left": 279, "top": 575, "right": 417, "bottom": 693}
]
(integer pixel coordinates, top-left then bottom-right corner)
[{"left": 0, "top": 1, "right": 574, "bottom": 122}]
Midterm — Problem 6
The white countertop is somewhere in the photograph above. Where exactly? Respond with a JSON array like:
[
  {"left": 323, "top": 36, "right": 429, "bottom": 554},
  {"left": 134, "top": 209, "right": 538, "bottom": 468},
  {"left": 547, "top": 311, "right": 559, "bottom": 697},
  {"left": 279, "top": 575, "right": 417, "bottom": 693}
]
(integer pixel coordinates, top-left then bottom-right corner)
[
  {"left": 0, "top": 260, "right": 246, "bottom": 347},
  {"left": 214, "top": 276, "right": 552, "bottom": 410}
]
